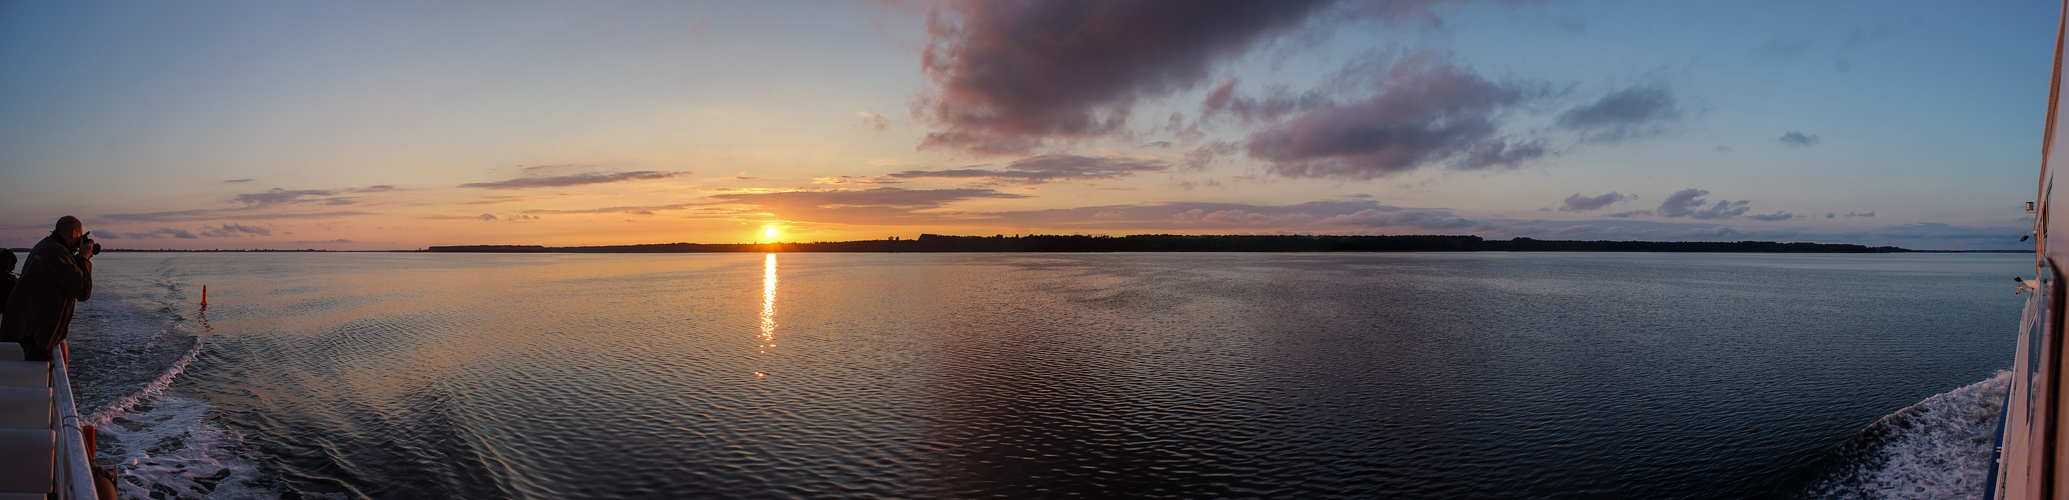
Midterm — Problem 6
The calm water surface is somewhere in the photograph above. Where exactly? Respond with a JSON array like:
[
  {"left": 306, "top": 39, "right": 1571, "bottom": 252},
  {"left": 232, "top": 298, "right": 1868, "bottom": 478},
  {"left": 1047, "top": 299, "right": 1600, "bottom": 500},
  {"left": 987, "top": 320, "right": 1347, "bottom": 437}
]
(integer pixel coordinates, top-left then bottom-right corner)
[{"left": 65, "top": 252, "right": 2025, "bottom": 499}]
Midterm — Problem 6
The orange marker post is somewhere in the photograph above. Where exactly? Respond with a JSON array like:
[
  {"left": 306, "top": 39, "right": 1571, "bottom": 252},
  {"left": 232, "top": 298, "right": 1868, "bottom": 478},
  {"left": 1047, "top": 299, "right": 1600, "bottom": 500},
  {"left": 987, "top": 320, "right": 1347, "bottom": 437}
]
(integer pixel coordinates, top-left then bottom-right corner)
[{"left": 200, "top": 285, "right": 208, "bottom": 307}]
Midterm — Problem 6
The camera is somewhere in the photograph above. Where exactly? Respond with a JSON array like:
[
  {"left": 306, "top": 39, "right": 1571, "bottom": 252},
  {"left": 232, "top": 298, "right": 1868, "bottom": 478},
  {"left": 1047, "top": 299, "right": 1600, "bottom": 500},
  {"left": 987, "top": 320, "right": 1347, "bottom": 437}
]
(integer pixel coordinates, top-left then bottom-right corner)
[{"left": 79, "top": 231, "right": 100, "bottom": 256}]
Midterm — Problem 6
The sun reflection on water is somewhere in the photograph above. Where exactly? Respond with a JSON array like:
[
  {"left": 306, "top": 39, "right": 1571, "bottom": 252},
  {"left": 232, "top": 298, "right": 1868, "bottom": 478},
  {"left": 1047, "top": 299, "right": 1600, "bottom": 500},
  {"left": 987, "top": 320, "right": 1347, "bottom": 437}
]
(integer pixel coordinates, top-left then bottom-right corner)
[{"left": 759, "top": 253, "right": 777, "bottom": 357}]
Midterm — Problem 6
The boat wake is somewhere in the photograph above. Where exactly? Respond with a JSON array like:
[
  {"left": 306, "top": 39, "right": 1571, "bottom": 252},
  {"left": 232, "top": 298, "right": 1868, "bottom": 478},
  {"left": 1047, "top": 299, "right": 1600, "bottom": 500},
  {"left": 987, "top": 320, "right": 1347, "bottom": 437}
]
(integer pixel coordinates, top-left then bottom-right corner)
[
  {"left": 1793, "top": 371, "right": 2011, "bottom": 500},
  {"left": 69, "top": 275, "right": 280, "bottom": 499},
  {"left": 96, "top": 393, "right": 271, "bottom": 499}
]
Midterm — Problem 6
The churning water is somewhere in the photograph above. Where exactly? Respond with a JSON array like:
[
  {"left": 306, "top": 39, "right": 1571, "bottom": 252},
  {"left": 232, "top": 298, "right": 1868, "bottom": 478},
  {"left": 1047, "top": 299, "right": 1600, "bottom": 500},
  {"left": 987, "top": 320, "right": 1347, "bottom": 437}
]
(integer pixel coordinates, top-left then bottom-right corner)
[{"left": 60, "top": 252, "right": 2025, "bottom": 499}]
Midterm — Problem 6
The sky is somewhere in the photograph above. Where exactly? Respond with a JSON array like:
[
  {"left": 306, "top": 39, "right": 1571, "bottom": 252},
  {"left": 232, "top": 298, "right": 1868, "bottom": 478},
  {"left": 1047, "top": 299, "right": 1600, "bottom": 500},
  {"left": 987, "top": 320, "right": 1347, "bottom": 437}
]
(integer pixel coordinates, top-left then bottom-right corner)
[{"left": 0, "top": 0, "right": 2055, "bottom": 250}]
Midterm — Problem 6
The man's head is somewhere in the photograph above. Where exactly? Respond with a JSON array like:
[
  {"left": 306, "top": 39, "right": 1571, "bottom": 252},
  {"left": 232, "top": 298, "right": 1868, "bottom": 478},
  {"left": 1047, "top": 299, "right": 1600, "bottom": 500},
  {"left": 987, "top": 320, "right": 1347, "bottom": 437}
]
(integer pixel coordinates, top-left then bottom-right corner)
[{"left": 54, "top": 216, "right": 82, "bottom": 247}]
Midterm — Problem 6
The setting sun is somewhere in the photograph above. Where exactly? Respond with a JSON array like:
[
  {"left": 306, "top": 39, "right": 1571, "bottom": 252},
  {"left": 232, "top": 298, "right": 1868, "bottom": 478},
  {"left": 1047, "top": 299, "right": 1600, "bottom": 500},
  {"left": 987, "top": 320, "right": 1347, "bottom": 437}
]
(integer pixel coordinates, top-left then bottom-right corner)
[{"left": 763, "top": 226, "right": 780, "bottom": 241}]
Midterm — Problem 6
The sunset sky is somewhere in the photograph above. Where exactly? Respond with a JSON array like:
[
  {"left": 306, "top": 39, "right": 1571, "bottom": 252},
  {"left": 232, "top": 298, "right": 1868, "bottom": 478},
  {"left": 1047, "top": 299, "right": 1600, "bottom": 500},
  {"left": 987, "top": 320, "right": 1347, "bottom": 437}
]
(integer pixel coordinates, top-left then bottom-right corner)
[{"left": 0, "top": 1, "right": 2053, "bottom": 250}]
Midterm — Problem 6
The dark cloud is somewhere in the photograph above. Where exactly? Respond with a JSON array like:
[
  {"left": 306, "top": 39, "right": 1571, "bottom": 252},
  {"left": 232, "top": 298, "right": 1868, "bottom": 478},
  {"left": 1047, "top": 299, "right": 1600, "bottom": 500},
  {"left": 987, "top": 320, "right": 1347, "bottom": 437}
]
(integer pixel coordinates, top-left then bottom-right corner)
[
  {"left": 1754, "top": 38, "right": 1811, "bottom": 58},
  {"left": 224, "top": 179, "right": 254, "bottom": 183},
  {"left": 1143, "top": 141, "right": 1173, "bottom": 149},
  {"left": 118, "top": 227, "right": 200, "bottom": 239},
  {"left": 1656, "top": 188, "right": 1709, "bottom": 218},
  {"left": 478, "top": 214, "right": 498, "bottom": 222},
  {"left": 1200, "top": 78, "right": 1335, "bottom": 123},
  {"left": 461, "top": 170, "right": 687, "bottom": 189},
  {"left": 1847, "top": 211, "right": 1875, "bottom": 217},
  {"left": 1746, "top": 211, "right": 1795, "bottom": 221},
  {"left": 1458, "top": 139, "right": 1548, "bottom": 170},
  {"left": 1559, "top": 192, "right": 1628, "bottom": 212},
  {"left": 1779, "top": 131, "right": 1820, "bottom": 146},
  {"left": 886, "top": 154, "right": 1166, "bottom": 184},
  {"left": 199, "top": 224, "right": 271, "bottom": 237},
  {"left": 1691, "top": 200, "right": 1751, "bottom": 220},
  {"left": 1827, "top": 212, "right": 1836, "bottom": 219},
  {"left": 913, "top": 0, "right": 1338, "bottom": 155},
  {"left": 1646, "top": 188, "right": 1752, "bottom": 220},
  {"left": 1555, "top": 84, "right": 1681, "bottom": 143},
  {"left": 1246, "top": 56, "right": 1551, "bottom": 179}
]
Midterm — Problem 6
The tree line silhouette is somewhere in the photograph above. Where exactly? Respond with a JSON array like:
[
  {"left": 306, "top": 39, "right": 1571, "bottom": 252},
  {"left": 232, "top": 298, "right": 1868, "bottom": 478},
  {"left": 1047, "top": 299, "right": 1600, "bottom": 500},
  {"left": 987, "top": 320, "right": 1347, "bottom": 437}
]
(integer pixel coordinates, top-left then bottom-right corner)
[{"left": 425, "top": 234, "right": 1911, "bottom": 253}]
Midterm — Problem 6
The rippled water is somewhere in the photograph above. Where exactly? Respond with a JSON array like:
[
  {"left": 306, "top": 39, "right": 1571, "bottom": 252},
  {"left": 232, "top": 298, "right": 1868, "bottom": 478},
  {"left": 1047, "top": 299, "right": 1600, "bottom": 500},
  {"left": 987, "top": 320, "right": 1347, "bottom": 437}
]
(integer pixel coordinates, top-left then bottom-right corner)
[{"left": 61, "top": 252, "right": 2025, "bottom": 499}]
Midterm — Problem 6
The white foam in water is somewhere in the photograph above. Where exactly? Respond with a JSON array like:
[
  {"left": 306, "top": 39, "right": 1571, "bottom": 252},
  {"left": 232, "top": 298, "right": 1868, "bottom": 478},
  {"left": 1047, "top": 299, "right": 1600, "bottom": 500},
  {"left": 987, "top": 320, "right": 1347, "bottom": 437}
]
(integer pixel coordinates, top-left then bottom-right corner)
[
  {"left": 86, "top": 340, "right": 201, "bottom": 430},
  {"left": 1807, "top": 370, "right": 2011, "bottom": 500},
  {"left": 96, "top": 393, "right": 272, "bottom": 499}
]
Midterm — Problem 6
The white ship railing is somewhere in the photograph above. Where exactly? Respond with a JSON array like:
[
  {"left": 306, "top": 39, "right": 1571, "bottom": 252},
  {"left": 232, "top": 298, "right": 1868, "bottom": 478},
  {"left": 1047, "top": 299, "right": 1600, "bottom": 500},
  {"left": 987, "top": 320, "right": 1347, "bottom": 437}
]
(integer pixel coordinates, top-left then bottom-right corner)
[{"left": 51, "top": 346, "right": 96, "bottom": 500}]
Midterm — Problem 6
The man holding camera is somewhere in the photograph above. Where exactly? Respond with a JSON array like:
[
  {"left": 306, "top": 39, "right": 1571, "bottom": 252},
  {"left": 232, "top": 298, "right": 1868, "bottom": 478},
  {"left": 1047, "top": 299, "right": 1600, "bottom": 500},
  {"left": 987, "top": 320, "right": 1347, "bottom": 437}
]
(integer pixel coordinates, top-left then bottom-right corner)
[{"left": 0, "top": 216, "right": 94, "bottom": 362}]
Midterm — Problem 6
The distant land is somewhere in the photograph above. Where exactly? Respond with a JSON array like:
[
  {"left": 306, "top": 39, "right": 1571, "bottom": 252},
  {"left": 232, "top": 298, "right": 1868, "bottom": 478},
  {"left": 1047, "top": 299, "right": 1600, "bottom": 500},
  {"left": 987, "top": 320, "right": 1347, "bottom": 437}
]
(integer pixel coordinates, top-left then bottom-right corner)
[{"left": 416, "top": 234, "right": 1934, "bottom": 254}]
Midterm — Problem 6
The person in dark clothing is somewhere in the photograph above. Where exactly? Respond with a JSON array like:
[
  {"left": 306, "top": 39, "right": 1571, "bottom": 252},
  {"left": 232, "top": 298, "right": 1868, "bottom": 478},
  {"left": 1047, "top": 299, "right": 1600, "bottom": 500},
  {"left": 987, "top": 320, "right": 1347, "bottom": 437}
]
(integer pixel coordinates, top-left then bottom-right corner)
[
  {"left": 0, "top": 249, "right": 15, "bottom": 308},
  {"left": 0, "top": 216, "right": 93, "bottom": 361}
]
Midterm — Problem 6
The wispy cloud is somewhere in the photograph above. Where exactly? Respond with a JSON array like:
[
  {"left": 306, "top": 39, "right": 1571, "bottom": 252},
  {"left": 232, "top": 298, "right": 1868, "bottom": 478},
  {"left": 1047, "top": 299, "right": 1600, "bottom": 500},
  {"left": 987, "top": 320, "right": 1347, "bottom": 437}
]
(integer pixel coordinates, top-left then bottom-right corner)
[
  {"left": 235, "top": 188, "right": 344, "bottom": 207},
  {"left": 858, "top": 110, "right": 890, "bottom": 132},
  {"left": 885, "top": 154, "right": 1167, "bottom": 184},
  {"left": 231, "top": 185, "right": 393, "bottom": 207},
  {"left": 1779, "top": 131, "right": 1820, "bottom": 146},
  {"left": 518, "top": 203, "right": 701, "bottom": 215},
  {"left": 461, "top": 170, "right": 688, "bottom": 189},
  {"left": 813, "top": 176, "right": 903, "bottom": 185},
  {"left": 198, "top": 223, "right": 271, "bottom": 237},
  {"left": 103, "top": 210, "right": 373, "bottom": 223},
  {"left": 116, "top": 227, "right": 200, "bottom": 239},
  {"left": 1556, "top": 83, "right": 1683, "bottom": 143},
  {"left": 1753, "top": 38, "right": 1812, "bottom": 58},
  {"left": 1200, "top": 77, "right": 1335, "bottom": 124}
]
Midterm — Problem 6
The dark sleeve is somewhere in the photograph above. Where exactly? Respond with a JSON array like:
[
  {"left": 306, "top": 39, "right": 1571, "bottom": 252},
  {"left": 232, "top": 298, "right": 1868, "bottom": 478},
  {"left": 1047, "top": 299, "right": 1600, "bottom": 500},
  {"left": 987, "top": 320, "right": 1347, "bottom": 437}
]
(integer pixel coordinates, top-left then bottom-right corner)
[{"left": 38, "top": 249, "right": 90, "bottom": 302}]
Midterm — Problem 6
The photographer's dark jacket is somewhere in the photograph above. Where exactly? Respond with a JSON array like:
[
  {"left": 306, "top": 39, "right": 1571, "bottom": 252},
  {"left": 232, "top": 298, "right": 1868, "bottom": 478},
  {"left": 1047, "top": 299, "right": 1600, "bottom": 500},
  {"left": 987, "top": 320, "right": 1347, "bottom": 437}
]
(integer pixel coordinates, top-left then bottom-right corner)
[{"left": 0, "top": 233, "right": 91, "bottom": 361}]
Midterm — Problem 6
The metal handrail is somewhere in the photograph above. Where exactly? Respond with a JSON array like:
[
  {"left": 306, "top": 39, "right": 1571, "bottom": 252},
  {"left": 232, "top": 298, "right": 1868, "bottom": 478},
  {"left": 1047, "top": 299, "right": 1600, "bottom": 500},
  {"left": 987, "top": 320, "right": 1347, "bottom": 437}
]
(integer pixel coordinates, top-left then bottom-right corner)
[{"left": 49, "top": 345, "right": 96, "bottom": 500}]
